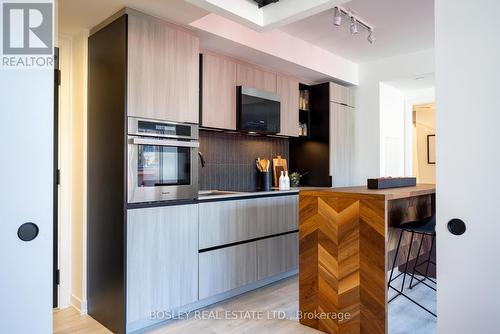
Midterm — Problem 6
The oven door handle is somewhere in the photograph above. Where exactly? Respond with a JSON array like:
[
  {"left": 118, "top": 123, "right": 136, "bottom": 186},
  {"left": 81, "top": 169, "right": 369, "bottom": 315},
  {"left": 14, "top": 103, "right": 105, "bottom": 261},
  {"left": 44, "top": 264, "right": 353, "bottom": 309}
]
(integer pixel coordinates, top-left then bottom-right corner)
[{"left": 131, "top": 137, "right": 200, "bottom": 148}]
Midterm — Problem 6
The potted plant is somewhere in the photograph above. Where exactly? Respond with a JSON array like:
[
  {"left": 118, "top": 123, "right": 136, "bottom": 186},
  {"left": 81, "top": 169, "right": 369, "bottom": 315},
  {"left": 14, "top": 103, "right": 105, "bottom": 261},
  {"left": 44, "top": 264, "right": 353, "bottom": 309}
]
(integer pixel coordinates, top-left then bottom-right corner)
[{"left": 289, "top": 171, "right": 307, "bottom": 187}]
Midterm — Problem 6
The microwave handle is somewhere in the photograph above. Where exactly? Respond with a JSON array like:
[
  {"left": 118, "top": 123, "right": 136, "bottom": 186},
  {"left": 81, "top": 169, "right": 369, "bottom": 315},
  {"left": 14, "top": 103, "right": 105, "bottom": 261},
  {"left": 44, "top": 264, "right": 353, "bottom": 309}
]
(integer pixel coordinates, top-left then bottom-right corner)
[{"left": 131, "top": 137, "right": 199, "bottom": 148}]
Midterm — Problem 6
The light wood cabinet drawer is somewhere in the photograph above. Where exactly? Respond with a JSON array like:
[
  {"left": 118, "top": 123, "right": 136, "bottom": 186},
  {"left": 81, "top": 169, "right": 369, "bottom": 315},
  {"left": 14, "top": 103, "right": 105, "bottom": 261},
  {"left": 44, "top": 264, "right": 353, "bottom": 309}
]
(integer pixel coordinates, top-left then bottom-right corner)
[
  {"left": 257, "top": 232, "right": 298, "bottom": 280},
  {"left": 198, "top": 195, "right": 298, "bottom": 249},
  {"left": 199, "top": 242, "right": 257, "bottom": 299}
]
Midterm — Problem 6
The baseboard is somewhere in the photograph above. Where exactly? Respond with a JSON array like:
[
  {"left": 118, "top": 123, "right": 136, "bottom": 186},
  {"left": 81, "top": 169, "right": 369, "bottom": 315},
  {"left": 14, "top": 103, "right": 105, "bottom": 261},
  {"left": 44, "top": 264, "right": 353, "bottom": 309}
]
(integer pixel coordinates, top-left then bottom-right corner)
[{"left": 70, "top": 294, "right": 88, "bottom": 315}]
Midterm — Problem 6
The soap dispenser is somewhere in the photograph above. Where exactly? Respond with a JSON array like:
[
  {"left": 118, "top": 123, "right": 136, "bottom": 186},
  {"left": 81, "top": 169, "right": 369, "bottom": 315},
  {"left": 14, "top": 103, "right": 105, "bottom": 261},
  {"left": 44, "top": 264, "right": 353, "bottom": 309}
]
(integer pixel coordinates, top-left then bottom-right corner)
[
  {"left": 284, "top": 170, "right": 290, "bottom": 190},
  {"left": 279, "top": 171, "right": 286, "bottom": 190}
]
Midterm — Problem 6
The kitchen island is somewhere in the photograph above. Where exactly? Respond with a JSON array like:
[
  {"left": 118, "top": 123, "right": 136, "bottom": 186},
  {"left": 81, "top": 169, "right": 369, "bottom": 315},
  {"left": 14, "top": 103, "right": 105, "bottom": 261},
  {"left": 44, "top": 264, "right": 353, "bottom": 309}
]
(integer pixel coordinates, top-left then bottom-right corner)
[{"left": 298, "top": 184, "right": 435, "bottom": 334}]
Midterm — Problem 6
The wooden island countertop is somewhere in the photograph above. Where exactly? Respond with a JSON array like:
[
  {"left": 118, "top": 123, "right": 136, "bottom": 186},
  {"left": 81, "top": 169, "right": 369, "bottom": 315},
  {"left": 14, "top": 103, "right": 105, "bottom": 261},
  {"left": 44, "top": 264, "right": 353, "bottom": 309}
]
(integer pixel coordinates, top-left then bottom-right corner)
[
  {"left": 298, "top": 185, "right": 436, "bottom": 334},
  {"left": 300, "top": 184, "right": 435, "bottom": 200}
]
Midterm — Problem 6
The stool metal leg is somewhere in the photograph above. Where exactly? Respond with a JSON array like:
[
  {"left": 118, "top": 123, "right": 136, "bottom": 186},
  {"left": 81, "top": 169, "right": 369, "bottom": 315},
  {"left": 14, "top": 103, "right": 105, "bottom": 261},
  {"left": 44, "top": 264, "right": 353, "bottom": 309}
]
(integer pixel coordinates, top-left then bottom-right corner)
[
  {"left": 400, "top": 231, "right": 415, "bottom": 292},
  {"left": 388, "top": 229, "right": 404, "bottom": 287},
  {"left": 410, "top": 233, "right": 437, "bottom": 289},
  {"left": 409, "top": 232, "right": 425, "bottom": 289},
  {"left": 423, "top": 234, "right": 435, "bottom": 278},
  {"left": 387, "top": 223, "right": 437, "bottom": 317}
]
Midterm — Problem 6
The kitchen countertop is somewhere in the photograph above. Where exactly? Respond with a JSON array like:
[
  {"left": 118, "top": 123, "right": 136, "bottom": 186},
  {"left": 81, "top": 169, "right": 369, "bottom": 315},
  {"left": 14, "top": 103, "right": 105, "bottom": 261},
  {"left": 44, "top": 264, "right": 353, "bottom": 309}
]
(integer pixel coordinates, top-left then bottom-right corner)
[
  {"left": 129, "top": 185, "right": 436, "bottom": 209},
  {"left": 299, "top": 184, "right": 435, "bottom": 200},
  {"left": 127, "top": 188, "right": 300, "bottom": 209},
  {"left": 197, "top": 188, "right": 299, "bottom": 201}
]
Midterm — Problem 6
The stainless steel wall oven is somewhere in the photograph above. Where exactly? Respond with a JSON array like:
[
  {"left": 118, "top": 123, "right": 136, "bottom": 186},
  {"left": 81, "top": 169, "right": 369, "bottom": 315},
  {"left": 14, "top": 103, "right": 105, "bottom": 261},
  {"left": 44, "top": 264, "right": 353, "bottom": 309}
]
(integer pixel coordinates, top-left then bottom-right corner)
[{"left": 127, "top": 117, "right": 199, "bottom": 203}]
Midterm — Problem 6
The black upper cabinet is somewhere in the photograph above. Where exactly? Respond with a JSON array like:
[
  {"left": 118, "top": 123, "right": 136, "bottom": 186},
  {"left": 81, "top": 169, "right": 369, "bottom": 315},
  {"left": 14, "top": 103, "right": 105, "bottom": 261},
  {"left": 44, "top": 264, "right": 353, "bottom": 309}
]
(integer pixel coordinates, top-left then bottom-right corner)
[{"left": 290, "top": 83, "right": 331, "bottom": 187}]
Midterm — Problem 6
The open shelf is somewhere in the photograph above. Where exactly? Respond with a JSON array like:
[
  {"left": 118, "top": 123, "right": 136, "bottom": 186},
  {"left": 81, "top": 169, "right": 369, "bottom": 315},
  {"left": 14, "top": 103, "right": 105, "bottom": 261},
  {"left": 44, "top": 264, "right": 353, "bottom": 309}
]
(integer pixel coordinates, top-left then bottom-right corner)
[{"left": 298, "top": 83, "right": 311, "bottom": 138}]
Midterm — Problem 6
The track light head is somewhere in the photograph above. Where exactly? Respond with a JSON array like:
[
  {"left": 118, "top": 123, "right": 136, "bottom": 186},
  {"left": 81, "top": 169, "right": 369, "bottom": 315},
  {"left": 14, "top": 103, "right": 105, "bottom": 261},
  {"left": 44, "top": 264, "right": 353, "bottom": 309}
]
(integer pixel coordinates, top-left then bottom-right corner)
[
  {"left": 334, "top": 8, "right": 373, "bottom": 44},
  {"left": 350, "top": 16, "right": 358, "bottom": 34},
  {"left": 333, "top": 7, "right": 342, "bottom": 26},
  {"left": 367, "top": 29, "right": 376, "bottom": 43}
]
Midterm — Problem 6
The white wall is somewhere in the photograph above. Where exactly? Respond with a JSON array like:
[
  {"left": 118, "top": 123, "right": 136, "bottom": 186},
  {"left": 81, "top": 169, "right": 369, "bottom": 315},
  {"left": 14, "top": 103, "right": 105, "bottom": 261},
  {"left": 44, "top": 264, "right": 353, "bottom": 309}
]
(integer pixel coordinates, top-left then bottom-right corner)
[
  {"left": 58, "top": 30, "right": 88, "bottom": 314},
  {"left": 353, "top": 49, "right": 434, "bottom": 185},
  {"left": 58, "top": 35, "right": 72, "bottom": 309},
  {"left": 379, "top": 83, "right": 406, "bottom": 176},
  {"left": 379, "top": 84, "right": 434, "bottom": 179},
  {"left": 70, "top": 30, "right": 88, "bottom": 314}
]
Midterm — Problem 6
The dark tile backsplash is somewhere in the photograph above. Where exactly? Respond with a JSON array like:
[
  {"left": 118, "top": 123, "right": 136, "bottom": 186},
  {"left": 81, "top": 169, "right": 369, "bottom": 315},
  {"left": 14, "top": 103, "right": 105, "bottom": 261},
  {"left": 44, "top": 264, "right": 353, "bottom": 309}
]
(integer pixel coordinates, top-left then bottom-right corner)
[{"left": 199, "top": 130, "right": 289, "bottom": 191}]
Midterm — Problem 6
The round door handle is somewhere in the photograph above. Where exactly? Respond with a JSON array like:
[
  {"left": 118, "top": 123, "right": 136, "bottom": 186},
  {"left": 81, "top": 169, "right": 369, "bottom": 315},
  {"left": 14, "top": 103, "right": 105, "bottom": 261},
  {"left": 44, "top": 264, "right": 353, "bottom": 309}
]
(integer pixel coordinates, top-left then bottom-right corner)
[
  {"left": 17, "top": 222, "right": 39, "bottom": 241},
  {"left": 447, "top": 218, "right": 466, "bottom": 236}
]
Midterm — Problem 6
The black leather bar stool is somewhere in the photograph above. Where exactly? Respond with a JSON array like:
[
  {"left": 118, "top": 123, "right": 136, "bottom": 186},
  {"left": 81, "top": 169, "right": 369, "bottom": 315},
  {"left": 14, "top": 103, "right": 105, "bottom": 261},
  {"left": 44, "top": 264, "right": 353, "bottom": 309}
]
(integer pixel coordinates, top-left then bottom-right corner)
[{"left": 388, "top": 215, "right": 436, "bottom": 317}]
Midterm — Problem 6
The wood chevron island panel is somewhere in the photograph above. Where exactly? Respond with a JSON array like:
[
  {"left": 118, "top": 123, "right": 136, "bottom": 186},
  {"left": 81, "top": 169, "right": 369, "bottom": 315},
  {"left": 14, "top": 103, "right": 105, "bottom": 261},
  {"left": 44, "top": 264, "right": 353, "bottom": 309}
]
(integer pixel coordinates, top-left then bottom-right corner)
[
  {"left": 299, "top": 185, "right": 435, "bottom": 334},
  {"left": 299, "top": 191, "right": 385, "bottom": 334}
]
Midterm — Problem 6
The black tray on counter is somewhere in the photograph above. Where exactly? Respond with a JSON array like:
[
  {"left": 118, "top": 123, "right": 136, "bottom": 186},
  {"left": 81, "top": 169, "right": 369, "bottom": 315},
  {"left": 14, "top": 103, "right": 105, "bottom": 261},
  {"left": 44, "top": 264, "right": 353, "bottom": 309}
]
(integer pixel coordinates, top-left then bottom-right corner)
[{"left": 367, "top": 177, "right": 417, "bottom": 189}]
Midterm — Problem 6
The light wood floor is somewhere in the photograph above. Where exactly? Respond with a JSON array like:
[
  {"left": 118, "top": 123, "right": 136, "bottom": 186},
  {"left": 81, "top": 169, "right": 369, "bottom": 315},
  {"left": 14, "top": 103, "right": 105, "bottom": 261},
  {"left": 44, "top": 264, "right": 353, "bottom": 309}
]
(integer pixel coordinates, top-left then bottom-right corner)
[
  {"left": 53, "top": 276, "right": 322, "bottom": 334},
  {"left": 53, "top": 308, "right": 112, "bottom": 334}
]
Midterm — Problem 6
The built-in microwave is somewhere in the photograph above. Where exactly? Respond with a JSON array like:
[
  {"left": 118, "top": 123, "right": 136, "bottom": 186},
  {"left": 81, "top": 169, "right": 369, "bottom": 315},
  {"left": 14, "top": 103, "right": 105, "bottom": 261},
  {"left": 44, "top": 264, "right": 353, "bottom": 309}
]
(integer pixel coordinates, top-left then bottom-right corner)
[
  {"left": 237, "top": 86, "right": 281, "bottom": 134},
  {"left": 127, "top": 117, "right": 199, "bottom": 203}
]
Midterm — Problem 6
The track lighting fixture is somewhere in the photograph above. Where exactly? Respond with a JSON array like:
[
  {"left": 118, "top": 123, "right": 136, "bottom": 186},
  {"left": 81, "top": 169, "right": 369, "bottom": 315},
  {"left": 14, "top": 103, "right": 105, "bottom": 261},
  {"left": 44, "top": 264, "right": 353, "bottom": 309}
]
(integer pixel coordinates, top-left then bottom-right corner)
[
  {"left": 333, "top": 7, "right": 342, "bottom": 26},
  {"left": 333, "top": 6, "right": 375, "bottom": 44},
  {"left": 367, "top": 29, "right": 376, "bottom": 43},
  {"left": 350, "top": 16, "right": 358, "bottom": 34}
]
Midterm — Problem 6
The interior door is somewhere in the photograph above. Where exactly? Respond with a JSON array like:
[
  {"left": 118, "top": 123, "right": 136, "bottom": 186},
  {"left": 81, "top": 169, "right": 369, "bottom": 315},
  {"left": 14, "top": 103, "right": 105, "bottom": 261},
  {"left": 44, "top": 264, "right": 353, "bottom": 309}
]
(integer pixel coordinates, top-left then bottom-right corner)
[
  {"left": 436, "top": 1, "right": 500, "bottom": 333},
  {"left": 0, "top": 63, "right": 54, "bottom": 332}
]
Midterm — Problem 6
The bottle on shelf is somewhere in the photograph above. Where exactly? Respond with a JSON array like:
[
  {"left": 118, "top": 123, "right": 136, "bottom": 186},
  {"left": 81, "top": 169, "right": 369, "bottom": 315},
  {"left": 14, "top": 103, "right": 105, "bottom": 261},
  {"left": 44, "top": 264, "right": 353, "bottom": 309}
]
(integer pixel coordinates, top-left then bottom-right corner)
[
  {"left": 279, "top": 171, "right": 286, "bottom": 190},
  {"left": 284, "top": 171, "right": 290, "bottom": 190}
]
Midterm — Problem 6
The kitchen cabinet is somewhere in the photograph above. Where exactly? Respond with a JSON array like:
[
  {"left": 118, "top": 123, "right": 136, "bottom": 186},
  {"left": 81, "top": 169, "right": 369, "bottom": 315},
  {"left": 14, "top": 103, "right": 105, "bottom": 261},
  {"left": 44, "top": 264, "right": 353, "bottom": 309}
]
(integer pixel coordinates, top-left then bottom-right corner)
[
  {"left": 201, "top": 52, "right": 237, "bottom": 130},
  {"left": 291, "top": 82, "right": 355, "bottom": 187},
  {"left": 330, "top": 102, "right": 354, "bottom": 187},
  {"left": 260, "top": 195, "right": 298, "bottom": 235},
  {"left": 199, "top": 242, "right": 257, "bottom": 299},
  {"left": 126, "top": 205, "right": 199, "bottom": 324},
  {"left": 257, "top": 233, "right": 298, "bottom": 280},
  {"left": 329, "top": 82, "right": 355, "bottom": 107},
  {"left": 277, "top": 75, "right": 300, "bottom": 137},
  {"left": 198, "top": 195, "right": 298, "bottom": 249},
  {"left": 127, "top": 13, "right": 199, "bottom": 123},
  {"left": 200, "top": 51, "right": 300, "bottom": 136},
  {"left": 198, "top": 194, "right": 298, "bottom": 300},
  {"left": 236, "top": 63, "right": 277, "bottom": 93}
]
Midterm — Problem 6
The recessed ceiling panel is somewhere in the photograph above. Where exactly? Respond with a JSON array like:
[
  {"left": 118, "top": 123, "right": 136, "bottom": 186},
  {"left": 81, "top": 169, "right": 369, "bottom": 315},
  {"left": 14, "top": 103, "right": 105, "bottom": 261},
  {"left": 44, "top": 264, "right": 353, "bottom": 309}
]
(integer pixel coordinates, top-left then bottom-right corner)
[{"left": 185, "top": 0, "right": 349, "bottom": 31}]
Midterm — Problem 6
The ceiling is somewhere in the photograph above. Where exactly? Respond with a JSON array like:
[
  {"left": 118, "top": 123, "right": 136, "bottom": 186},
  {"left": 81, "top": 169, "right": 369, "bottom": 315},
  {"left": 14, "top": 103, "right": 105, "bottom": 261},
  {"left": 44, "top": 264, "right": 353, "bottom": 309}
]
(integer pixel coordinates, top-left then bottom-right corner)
[
  {"left": 58, "top": 0, "right": 208, "bottom": 36},
  {"left": 57, "top": 0, "right": 355, "bottom": 83},
  {"left": 58, "top": 0, "right": 434, "bottom": 81},
  {"left": 280, "top": 0, "right": 434, "bottom": 63},
  {"left": 185, "top": 0, "right": 348, "bottom": 31},
  {"left": 385, "top": 72, "right": 435, "bottom": 93}
]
